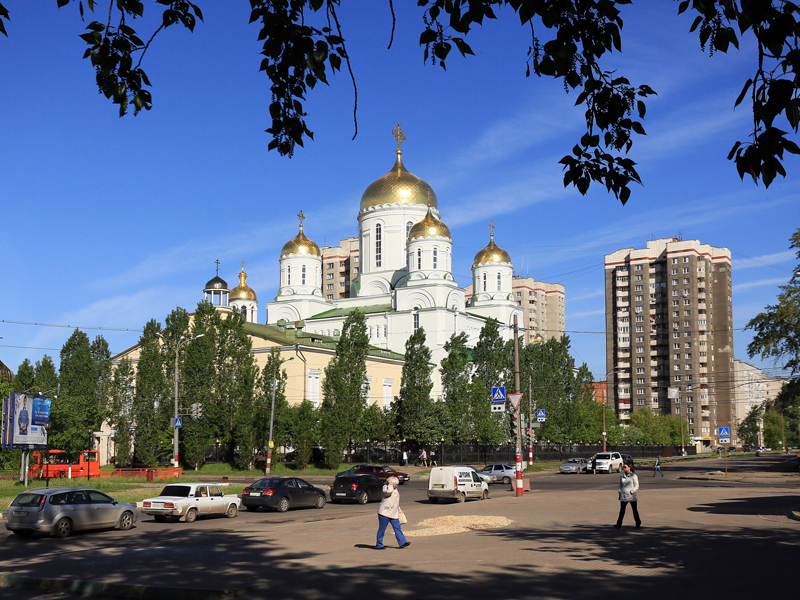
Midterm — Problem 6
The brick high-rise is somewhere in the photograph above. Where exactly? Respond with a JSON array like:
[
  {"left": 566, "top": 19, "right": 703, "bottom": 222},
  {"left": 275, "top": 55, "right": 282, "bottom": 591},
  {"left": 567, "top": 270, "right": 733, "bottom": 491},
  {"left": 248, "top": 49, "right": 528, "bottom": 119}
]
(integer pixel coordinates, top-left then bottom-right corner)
[{"left": 604, "top": 238, "right": 733, "bottom": 449}]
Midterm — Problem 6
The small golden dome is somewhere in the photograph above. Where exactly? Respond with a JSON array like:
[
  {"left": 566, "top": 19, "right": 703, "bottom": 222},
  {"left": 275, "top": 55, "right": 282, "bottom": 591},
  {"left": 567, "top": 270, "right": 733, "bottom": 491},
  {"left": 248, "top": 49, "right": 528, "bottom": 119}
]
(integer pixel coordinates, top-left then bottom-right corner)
[
  {"left": 280, "top": 210, "right": 321, "bottom": 258},
  {"left": 408, "top": 206, "right": 451, "bottom": 240},
  {"left": 360, "top": 125, "right": 438, "bottom": 211},
  {"left": 230, "top": 263, "right": 257, "bottom": 301},
  {"left": 473, "top": 221, "right": 512, "bottom": 265}
]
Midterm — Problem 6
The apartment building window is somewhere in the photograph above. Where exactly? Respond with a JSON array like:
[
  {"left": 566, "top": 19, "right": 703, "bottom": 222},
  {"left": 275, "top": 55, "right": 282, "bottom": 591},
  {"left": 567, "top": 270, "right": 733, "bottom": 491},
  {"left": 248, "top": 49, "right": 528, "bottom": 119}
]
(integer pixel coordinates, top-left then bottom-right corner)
[
  {"left": 635, "top": 326, "right": 644, "bottom": 333},
  {"left": 638, "top": 399, "right": 646, "bottom": 405},
  {"left": 684, "top": 299, "right": 691, "bottom": 305},
  {"left": 673, "top": 300, "right": 679, "bottom": 306},
  {"left": 683, "top": 256, "right": 690, "bottom": 263},
  {"left": 636, "top": 316, "right": 644, "bottom": 322},
  {"left": 636, "top": 378, "right": 645, "bottom": 384},
  {"left": 673, "top": 311, "right": 679, "bottom": 317},
  {"left": 327, "top": 262, "right": 334, "bottom": 269},
  {"left": 636, "top": 368, "right": 644, "bottom": 374},
  {"left": 516, "top": 291, "right": 522, "bottom": 297},
  {"left": 698, "top": 319, "right": 707, "bottom": 325},
  {"left": 636, "top": 346, "right": 644, "bottom": 353},
  {"left": 684, "top": 320, "right": 691, "bottom": 327},
  {"left": 375, "top": 223, "right": 382, "bottom": 267},
  {"left": 635, "top": 264, "right": 643, "bottom": 271},
  {"left": 672, "top": 258, "right": 678, "bottom": 264},
  {"left": 618, "top": 337, "right": 630, "bottom": 343},
  {"left": 697, "top": 266, "right": 704, "bottom": 272},
  {"left": 635, "top": 285, "right": 643, "bottom": 291},
  {"left": 685, "top": 364, "right": 692, "bottom": 370},
  {"left": 636, "top": 357, "right": 644, "bottom": 363},
  {"left": 301, "top": 264, "right": 306, "bottom": 284},
  {"left": 327, "top": 273, "right": 333, "bottom": 280},
  {"left": 673, "top": 332, "right": 680, "bottom": 338},
  {"left": 618, "top": 327, "right": 630, "bottom": 333},
  {"left": 672, "top": 279, "right": 678, "bottom": 286},
  {"left": 671, "top": 268, "right": 679, "bottom": 275},
  {"left": 287, "top": 265, "right": 291, "bottom": 285},
  {"left": 326, "top": 284, "right": 333, "bottom": 290},
  {"left": 673, "top": 343, "right": 680, "bottom": 349},
  {"left": 355, "top": 256, "right": 359, "bottom": 264},
  {"left": 684, "top": 310, "right": 691, "bottom": 316},
  {"left": 638, "top": 388, "right": 646, "bottom": 395},
  {"left": 674, "top": 375, "right": 682, "bottom": 381},
  {"left": 326, "top": 294, "right": 333, "bottom": 300},
  {"left": 685, "top": 331, "right": 692, "bottom": 337},
  {"left": 683, "top": 278, "right": 690, "bottom": 285},
  {"left": 635, "top": 295, "right": 644, "bottom": 301},
  {"left": 635, "top": 275, "right": 643, "bottom": 281},
  {"left": 683, "top": 267, "right": 690, "bottom": 274},
  {"left": 699, "top": 341, "right": 706, "bottom": 346}
]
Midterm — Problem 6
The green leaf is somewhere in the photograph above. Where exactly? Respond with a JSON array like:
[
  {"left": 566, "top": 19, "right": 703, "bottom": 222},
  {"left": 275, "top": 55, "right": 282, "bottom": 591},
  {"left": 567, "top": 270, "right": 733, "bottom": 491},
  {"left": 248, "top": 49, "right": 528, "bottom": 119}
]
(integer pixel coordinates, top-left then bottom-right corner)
[{"left": 735, "top": 79, "right": 752, "bottom": 108}]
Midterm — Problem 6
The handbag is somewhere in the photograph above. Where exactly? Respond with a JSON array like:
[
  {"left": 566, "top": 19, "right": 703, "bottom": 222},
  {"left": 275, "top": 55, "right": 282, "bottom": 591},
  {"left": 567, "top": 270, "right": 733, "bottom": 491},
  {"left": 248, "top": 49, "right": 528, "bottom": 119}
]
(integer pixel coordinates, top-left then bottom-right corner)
[{"left": 398, "top": 508, "right": 408, "bottom": 525}]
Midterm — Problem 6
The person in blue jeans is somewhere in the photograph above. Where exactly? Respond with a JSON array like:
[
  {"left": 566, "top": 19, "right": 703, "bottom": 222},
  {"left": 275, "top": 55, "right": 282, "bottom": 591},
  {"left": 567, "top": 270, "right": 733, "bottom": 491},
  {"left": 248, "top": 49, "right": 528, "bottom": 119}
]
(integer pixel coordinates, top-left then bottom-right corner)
[
  {"left": 375, "top": 476, "right": 410, "bottom": 550},
  {"left": 653, "top": 457, "right": 664, "bottom": 477}
]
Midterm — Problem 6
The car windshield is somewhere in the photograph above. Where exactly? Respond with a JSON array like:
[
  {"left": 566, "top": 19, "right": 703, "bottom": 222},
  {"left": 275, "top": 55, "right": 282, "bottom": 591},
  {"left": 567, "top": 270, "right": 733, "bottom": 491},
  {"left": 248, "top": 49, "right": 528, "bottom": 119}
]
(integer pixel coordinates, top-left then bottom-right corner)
[
  {"left": 596, "top": 453, "right": 611, "bottom": 460},
  {"left": 252, "top": 478, "right": 282, "bottom": 489},
  {"left": 159, "top": 485, "right": 191, "bottom": 497},
  {"left": 383, "top": 467, "right": 396, "bottom": 473},
  {"left": 12, "top": 493, "right": 43, "bottom": 507},
  {"left": 567, "top": 459, "right": 580, "bottom": 463}
]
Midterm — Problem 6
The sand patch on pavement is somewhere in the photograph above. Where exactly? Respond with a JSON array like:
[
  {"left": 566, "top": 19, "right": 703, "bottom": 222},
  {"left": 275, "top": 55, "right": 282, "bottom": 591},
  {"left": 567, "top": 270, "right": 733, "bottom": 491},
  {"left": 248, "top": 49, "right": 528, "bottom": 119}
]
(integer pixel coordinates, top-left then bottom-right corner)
[{"left": 405, "top": 515, "right": 512, "bottom": 537}]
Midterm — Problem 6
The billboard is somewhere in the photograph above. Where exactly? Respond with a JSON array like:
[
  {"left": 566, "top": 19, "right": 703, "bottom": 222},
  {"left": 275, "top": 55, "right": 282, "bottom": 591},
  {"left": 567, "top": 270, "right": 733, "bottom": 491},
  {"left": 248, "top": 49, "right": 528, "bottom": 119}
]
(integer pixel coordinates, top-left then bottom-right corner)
[{"left": 2, "top": 391, "right": 49, "bottom": 449}]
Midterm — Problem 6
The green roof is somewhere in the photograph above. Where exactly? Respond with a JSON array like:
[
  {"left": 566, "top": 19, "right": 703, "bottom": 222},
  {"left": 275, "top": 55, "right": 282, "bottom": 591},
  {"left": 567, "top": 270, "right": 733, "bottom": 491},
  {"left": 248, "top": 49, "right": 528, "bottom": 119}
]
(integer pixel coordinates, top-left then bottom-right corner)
[{"left": 307, "top": 304, "right": 394, "bottom": 320}]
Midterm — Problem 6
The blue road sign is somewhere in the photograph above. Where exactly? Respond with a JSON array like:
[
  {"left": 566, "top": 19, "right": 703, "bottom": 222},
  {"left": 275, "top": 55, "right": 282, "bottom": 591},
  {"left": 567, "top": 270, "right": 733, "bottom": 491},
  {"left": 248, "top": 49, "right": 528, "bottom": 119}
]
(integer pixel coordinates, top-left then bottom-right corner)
[
  {"left": 491, "top": 387, "right": 506, "bottom": 402},
  {"left": 174, "top": 418, "right": 182, "bottom": 429},
  {"left": 536, "top": 409, "right": 546, "bottom": 419},
  {"left": 718, "top": 427, "right": 730, "bottom": 437}
]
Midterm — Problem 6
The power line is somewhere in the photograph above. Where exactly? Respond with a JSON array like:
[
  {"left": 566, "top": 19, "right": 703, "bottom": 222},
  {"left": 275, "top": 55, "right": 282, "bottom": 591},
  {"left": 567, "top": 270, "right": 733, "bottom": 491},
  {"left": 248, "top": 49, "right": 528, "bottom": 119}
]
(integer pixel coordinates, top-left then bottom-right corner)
[{"left": 0, "top": 319, "right": 143, "bottom": 333}]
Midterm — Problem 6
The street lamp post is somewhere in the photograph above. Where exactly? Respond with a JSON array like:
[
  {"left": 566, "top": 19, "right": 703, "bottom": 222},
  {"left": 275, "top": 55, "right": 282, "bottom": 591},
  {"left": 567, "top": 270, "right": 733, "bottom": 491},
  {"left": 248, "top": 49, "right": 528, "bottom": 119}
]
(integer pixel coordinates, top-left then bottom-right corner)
[
  {"left": 158, "top": 332, "right": 205, "bottom": 468},
  {"left": 513, "top": 315, "right": 523, "bottom": 497},
  {"left": 266, "top": 356, "right": 294, "bottom": 475}
]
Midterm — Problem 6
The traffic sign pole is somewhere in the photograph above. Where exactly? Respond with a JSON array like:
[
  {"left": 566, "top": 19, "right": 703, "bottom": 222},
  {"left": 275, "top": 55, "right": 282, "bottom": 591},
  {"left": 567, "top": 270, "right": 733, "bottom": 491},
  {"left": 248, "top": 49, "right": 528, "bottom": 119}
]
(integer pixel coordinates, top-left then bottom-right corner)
[{"left": 513, "top": 315, "right": 523, "bottom": 498}]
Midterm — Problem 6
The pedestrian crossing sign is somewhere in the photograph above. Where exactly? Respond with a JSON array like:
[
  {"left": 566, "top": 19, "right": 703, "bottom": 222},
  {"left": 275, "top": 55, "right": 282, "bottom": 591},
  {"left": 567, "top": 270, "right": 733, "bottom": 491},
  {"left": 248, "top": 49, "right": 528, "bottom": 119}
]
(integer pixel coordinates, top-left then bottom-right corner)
[
  {"left": 491, "top": 387, "right": 506, "bottom": 402},
  {"left": 718, "top": 427, "right": 730, "bottom": 437},
  {"left": 536, "top": 409, "right": 546, "bottom": 418}
]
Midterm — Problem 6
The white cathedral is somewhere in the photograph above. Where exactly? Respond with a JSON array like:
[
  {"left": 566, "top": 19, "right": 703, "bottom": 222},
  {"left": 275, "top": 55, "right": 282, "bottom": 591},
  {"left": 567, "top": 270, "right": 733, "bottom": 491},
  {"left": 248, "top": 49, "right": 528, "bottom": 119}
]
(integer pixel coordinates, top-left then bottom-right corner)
[{"left": 262, "top": 125, "right": 524, "bottom": 378}]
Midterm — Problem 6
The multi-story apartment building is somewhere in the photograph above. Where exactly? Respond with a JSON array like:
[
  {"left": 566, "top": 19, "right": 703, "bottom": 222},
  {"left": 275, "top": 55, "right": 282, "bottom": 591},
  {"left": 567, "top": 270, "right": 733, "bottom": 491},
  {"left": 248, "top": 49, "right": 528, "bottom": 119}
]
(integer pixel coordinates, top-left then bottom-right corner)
[
  {"left": 463, "top": 276, "right": 566, "bottom": 342},
  {"left": 320, "top": 237, "right": 359, "bottom": 301},
  {"left": 732, "top": 360, "right": 786, "bottom": 445},
  {"left": 604, "top": 238, "right": 733, "bottom": 449}
]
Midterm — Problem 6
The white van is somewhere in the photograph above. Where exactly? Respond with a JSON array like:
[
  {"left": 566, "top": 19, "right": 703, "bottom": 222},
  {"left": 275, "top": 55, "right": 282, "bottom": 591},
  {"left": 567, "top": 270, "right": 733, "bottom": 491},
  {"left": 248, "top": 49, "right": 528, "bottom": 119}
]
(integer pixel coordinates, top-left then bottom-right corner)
[{"left": 427, "top": 466, "right": 489, "bottom": 503}]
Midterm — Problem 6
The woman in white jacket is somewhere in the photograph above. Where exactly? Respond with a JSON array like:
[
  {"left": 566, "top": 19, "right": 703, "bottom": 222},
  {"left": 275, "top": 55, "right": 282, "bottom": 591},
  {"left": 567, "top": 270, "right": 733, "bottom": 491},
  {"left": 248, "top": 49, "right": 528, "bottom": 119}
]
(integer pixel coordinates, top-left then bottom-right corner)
[
  {"left": 375, "top": 476, "right": 410, "bottom": 549},
  {"left": 614, "top": 460, "right": 641, "bottom": 529}
]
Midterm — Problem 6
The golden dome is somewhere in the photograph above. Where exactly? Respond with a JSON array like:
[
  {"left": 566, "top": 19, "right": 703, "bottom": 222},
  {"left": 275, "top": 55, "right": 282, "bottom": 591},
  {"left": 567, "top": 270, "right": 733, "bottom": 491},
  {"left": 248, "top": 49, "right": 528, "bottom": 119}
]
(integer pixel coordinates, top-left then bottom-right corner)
[
  {"left": 360, "top": 124, "right": 438, "bottom": 211},
  {"left": 473, "top": 221, "right": 512, "bottom": 265},
  {"left": 230, "top": 263, "right": 257, "bottom": 301},
  {"left": 280, "top": 210, "right": 321, "bottom": 258},
  {"left": 408, "top": 206, "right": 451, "bottom": 240}
]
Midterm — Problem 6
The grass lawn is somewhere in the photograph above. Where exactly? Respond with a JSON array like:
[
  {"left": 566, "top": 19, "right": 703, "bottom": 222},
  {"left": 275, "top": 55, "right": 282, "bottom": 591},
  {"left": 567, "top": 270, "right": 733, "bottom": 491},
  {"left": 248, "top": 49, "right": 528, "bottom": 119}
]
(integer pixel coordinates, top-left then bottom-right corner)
[{"left": 190, "top": 462, "right": 356, "bottom": 477}]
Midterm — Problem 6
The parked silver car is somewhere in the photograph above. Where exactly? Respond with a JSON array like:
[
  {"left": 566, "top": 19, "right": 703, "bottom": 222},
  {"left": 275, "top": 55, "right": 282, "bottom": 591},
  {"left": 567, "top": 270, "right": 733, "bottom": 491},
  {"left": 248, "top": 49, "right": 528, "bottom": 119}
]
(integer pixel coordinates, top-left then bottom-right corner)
[
  {"left": 457, "top": 465, "right": 498, "bottom": 484},
  {"left": 5, "top": 487, "right": 138, "bottom": 538},
  {"left": 559, "top": 458, "right": 589, "bottom": 474}
]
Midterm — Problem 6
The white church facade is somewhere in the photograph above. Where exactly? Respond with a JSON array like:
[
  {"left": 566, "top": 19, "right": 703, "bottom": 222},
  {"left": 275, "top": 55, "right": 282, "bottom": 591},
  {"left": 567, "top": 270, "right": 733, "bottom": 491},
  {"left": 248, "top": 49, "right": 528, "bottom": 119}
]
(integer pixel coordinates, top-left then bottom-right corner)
[{"left": 264, "top": 125, "right": 524, "bottom": 385}]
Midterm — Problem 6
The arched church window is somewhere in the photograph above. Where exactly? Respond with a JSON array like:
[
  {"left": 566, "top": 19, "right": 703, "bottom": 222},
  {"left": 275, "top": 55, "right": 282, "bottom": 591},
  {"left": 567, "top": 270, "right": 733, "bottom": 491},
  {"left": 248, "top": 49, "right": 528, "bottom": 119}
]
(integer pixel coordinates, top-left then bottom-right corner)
[
  {"left": 375, "top": 224, "right": 382, "bottom": 268},
  {"left": 413, "top": 309, "right": 420, "bottom": 333},
  {"left": 482, "top": 273, "right": 487, "bottom": 292},
  {"left": 287, "top": 265, "right": 291, "bottom": 285},
  {"left": 406, "top": 221, "right": 413, "bottom": 238},
  {"left": 417, "top": 248, "right": 421, "bottom": 270},
  {"left": 433, "top": 247, "right": 438, "bottom": 269},
  {"left": 497, "top": 272, "right": 502, "bottom": 291},
  {"left": 302, "top": 264, "right": 306, "bottom": 285},
  {"left": 241, "top": 306, "right": 246, "bottom": 317}
]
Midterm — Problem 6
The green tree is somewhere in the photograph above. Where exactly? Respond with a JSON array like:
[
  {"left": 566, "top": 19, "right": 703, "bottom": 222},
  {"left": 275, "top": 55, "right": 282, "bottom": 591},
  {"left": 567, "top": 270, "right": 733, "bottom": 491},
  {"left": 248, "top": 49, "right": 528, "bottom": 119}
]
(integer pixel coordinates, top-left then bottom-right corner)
[
  {"left": 50, "top": 330, "right": 98, "bottom": 456},
  {"left": 468, "top": 377, "right": 506, "bottom": 447},
  {"left": 133, "top": 319, "right": 167, "bottom": 466},
  {"left": 108, "top": 358, "right": 135, "bottom": 466},
  {"left": 10, "top": 2, "right": 799, "bottom": 197},
  {"left": 33, "top": 355, "right": 58, "bottom": 396},
  {"left": 90, "top": 335, "right": 113, "bottom": 431},
  {"left": 12, "top": 358, "right": 34, "bottom": 392},
  {"left": 256, "top": 349, "right": 291, "bottom": 455},
  {"left": 320, "top": 310, "right": 369, "bottom": 467},
  {"left": 472, "top": 319, "right": 507, "bottom": 392},
  {"left": 287, "top": 400, "right": 319, "bottom": 469},
  {"left": 440, "top": 332, "right": 473, "bottom": 443},
  {"left": 738, "top": 403, "right": 764, "bottom": 448},
  {"left": 392, "top": 327, "right": 437, "bottom": 447},
  {"left": 763, "top": 408, "right": 784, "bottom": 448}
]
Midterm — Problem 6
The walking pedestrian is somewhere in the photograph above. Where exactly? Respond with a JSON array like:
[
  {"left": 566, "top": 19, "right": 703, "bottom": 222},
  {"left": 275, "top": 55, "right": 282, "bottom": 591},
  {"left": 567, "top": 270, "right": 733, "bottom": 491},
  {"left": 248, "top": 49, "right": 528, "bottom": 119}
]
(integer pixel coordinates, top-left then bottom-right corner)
[
  {"left": 402, "top": 450, "right": 408, "bottom": 467},
  {"left": 653, "top": 457, "right": 664, "bottom": 477},
  {"left": 430, "top": 450, "right": 437, "bottom": 467},
  {"left": 614, "top": 459, "right": 641, "bottom": 529},
  {"left": 375, "top": 476, "right": 410, "bottom": 550},
  {"left": 591, "top": 454, "right": 597, "bottom": 475},
  {"left": 420, "top": 449, "right": 427, "bottom": 467}
]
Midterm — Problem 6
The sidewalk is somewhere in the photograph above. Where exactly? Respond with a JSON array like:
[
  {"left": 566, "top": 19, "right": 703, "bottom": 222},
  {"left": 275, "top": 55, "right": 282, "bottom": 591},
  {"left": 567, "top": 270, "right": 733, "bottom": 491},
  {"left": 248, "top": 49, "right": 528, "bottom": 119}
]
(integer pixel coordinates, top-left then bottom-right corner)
[{"left": 2, "top": 475, "right": 798, "bottom": 599}]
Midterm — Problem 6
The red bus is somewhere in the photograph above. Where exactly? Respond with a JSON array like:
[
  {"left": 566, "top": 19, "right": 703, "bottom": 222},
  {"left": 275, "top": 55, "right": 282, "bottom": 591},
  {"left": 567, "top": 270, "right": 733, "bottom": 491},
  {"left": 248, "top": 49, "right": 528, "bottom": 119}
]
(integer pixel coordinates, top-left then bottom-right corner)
[{"left": 28, "top": 449, "right": 100, "bottom": 479}]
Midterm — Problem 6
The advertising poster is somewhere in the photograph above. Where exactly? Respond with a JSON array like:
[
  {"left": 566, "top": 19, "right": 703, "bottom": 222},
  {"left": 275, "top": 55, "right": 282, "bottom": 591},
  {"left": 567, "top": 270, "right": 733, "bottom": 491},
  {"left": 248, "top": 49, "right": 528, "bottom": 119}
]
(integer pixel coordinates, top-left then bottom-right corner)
[{"left": 2, "top": 392, "right": 48, "bottom": 449}]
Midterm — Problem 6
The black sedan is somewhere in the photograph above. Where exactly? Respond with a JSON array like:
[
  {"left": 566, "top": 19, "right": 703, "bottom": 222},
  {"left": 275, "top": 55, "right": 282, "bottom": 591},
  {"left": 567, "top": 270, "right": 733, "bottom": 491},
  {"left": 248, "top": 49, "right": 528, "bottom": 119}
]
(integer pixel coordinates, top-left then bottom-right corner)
[
  {"left": 241, "top": 477, "right": 326, "bottom": 512},
  {"left": 329, "top": 475, "right": 384, "bottom": 504}
]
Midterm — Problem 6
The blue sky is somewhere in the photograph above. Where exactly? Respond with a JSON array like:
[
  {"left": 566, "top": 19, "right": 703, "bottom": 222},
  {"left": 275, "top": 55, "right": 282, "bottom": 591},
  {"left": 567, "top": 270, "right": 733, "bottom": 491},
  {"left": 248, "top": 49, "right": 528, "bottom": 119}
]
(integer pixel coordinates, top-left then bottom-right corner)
[{"left": 1, "top": 2, "right": 797, "bottom": 381}]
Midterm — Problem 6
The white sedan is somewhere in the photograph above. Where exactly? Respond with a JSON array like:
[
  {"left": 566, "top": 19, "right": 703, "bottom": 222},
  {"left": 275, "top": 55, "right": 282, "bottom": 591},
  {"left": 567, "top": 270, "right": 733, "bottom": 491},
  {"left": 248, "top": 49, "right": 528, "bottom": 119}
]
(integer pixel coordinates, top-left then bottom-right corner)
[{"left": 142, "top": 483, "right": 240, "bottom": 523}]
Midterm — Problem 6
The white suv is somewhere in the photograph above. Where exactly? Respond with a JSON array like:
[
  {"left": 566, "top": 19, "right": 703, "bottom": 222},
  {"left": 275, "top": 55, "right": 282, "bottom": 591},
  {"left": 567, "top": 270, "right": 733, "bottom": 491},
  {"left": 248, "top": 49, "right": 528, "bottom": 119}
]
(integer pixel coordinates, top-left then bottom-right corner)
[{"left": 594, "top": 452, "right": 623, "bottom": 474}]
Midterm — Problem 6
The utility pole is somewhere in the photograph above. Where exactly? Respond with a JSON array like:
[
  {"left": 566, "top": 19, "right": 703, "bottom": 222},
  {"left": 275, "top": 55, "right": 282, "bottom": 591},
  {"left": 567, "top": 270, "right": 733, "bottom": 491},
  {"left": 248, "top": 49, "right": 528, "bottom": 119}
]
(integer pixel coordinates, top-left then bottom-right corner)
[
  {"left": 513, "top": 315, "right": 523, "bottom": 498},
  {"left": 266, "top": 380, "right": 277, "bottom": 475},
  {"left": 528, "top": 374, "right": 533, "bottom": 468}
]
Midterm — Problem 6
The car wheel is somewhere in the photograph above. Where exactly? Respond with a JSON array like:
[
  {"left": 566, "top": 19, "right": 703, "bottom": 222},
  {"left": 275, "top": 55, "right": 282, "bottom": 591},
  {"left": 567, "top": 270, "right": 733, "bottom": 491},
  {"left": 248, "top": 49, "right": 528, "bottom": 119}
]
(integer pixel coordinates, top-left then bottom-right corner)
[
  {"left": 225, "top": 504, "right": 238, "bottom": 518},
  {"left": 13, "top": 530, "right": 34, "bottom": 538},
  {"left": 314, "top": 495, "right": 326, "bottom": 509},
  {"left": 429, "top": 497, "right": 439, "bottom": 504},
  {"left": 457, "top": 492, "right": 466, "bottom": 503},
  {"left": 357, "top": 491, "right": 369, "bottom": 505},
  {"left": 277, "top": 497, "right": 290, "bottom": 513},
  {"left": 118, "top": 511, "right": 134, "bottom": 530},
  {"left": 502, "top": 476, "right": 511, "bottom": 485},
  {"left": 53, "top": 518, "right": 72, "bottom": 539},
  {"left": 481, "top": 489, "right": 489, "bottom": 500},
  {"left": 245, "top": 505, "right": 259, "bottom": 512},
  {"left": 185, "top": 508, "right": 198, "bottom": 523},
  {"left": 154, "top": 515, "right": 167, "bottom": 523}
]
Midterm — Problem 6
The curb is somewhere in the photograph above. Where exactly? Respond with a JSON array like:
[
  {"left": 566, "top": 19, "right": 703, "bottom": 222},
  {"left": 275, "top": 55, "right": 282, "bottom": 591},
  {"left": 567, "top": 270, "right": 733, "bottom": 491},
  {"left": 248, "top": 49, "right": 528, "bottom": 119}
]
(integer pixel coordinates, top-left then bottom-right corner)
[{"left": 0, "top": 573, "right": 265, "bottom": 600}]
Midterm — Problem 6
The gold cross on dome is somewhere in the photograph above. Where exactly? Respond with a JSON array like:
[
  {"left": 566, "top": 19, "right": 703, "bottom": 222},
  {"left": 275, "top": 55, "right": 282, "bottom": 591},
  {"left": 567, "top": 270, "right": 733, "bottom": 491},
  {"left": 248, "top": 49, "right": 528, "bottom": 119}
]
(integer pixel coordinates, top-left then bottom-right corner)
[
  {"left": 392, "top": 122, "right": 406, "bottom": 150},
  {"left": 297, "top": 210, "right": 305, "bottom": 229},
  {"left": 241, "top": 260, "right": 245, "bottom": 271},
  {"left": 489, "top": 220, "right": 495, "bottom": 240},
  {"left": 215, "top": 259, "right": 220, "bottom": 276}
]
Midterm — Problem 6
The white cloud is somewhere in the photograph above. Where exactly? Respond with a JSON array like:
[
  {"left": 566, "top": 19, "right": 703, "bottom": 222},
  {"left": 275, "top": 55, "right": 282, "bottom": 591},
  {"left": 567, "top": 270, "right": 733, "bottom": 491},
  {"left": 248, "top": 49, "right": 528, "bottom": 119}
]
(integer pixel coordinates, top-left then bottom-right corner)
[
  {"left": 732, "top": 277, "right": 786, "bottom": 293},
  {"left": 734, "top": 250, "right": 795, "bottom": 270},
  {"left": 569, "top": 309, "right": 606, "bottom": 319},
  {"left": 569, "top": 289, "right": 605, "bottom": 302}
]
